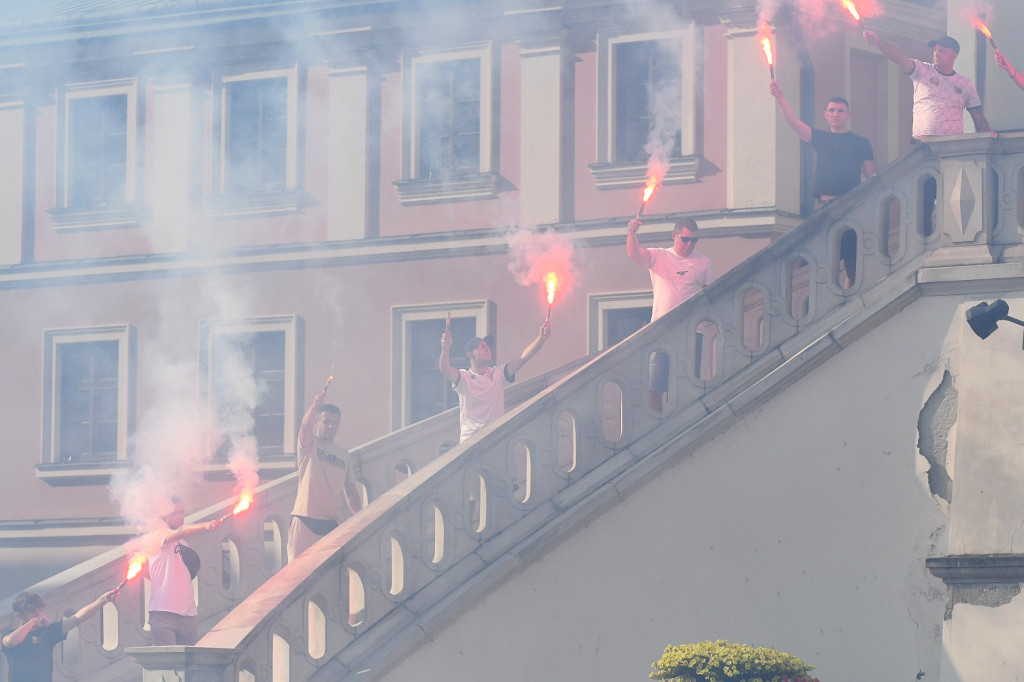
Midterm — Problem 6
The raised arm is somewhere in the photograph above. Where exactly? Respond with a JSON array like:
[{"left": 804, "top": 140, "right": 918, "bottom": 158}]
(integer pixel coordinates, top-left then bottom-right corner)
[
  {"left": 62, "top": 590, "right": 119, "bottom": 634},
  {"left": 297, "top": 390, "right": 326, "bottom": 449},
  {"left": 627, "top": 219, "right": 653, "bottom": 268},
  {"left": 769, "top": 81, "right": 812, "bottom": 142},
  {"left": 163, "top": 518, "right": 221, "bottom": 544},
  {"left": 438, "top": 328, "right": 460, "bottom": 384},
  {"left": 505, "top": 321, "right": 551, "bottom": 377},
  {"left": 995, "top": 49, "right": 1024, "bottom": 92},
  {"left": 2, "top": 615, "right": 47, "bottom": 648},
  {"left": 863, "top": 30, "right": 914, "bottom": 75}
]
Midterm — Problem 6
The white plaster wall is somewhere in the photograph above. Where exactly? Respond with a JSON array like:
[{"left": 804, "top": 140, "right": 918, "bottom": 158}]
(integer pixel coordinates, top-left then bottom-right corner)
[
  {"left": 942, "top": 593, "right": 1024, "bottom": 681},
  {"left": 949, "top": 295, "right": 1024, "bottom": 554},
  {"left": 377, "top": 296, "right": 964, "bottom": 682}
]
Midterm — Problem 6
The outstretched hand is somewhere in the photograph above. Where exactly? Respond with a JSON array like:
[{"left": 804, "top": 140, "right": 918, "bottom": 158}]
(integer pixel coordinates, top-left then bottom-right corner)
[
  {"left": 539, "top": 320, "right": 551, "bottom": 340},
  {"left": 440, "top": 328, "right": 452, "bottom": 351},
  {"left": 862, "top": 29, "right": 878, "bottom": 45},
  {"left": 768, "top": 80, "right": 782, "bottom": 98},
  {"left": 995, "top": 49, "right": 1016, "bottom": 76}
]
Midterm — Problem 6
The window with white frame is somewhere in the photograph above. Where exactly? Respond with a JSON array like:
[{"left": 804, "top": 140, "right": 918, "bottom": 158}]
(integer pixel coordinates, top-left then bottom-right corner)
[
  {"left": 614, "top": 39, "right": 682, "bottom": 163},
  {"left": 415, "top": 57, "right": 481, "bottom": 179},
  {"left": 200, "top": 316, "right": 302, "bottom": 467},
  {"left": 588, "top": 292, "right": 654, "bottom": 353},
  {"left": 50, "top": 80, "right": 139, "bottom": 229},
  {"left": 590, "top": 27, "right": 702, "bottom": 189},
  {"left": 395, "top": 47, "right": 499, "bottom": 204},
  {"left": 391, "top": 301, "right": 495, "bottom": 429},
  {"left": 42, "top": 326, "right": 135, "bottom": 472},
  {"left": 213, "top": 67, "right": 300, "bottom": 212}
]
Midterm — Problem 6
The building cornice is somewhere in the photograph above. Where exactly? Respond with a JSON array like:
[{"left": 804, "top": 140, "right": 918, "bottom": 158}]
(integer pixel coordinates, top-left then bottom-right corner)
[{"left": 0, "top": 212, "right": 789, "bottom": 290}]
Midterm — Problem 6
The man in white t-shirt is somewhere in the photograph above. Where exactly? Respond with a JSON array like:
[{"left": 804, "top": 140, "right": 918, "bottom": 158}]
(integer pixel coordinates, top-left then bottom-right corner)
[
  {"left": 146, "top": 497, "right": 221, "bottom": 645},
  {"left": 439, "top": 322, "right": 551, "bottom": 443},
  {"left": 863, "top": 30, "right": 990, "bottom": 140},
  {"left": 627, "top": 216, "right": 714, "bottom": 410}
]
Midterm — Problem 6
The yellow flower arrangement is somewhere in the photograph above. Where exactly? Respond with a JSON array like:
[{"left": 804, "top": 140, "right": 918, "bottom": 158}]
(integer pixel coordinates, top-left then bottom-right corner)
[{"left": 650, "top": 639, "right": 818, "bottom": 682}]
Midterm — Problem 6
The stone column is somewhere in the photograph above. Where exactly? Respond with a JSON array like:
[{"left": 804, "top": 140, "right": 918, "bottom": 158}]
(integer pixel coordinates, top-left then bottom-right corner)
[
  {"left": 721, "top": 10, "right": 800, "bottom": 215},
  {"left": 0, "top": 75, "right": 29, "bottom": 265},
  {"left": 518, "top": 33, "right": 569, "bottom": 227},
  {"left": 327, "top": 60, "right": 378, "bottom": 241}
]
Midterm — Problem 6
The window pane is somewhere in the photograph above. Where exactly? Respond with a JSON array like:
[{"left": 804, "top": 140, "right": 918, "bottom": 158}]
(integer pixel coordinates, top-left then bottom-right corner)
[
  {"left": 605, "top": 307, "right": 652, "bottom": 347},
  {"left": 58, "top": 340, "right": 120, "bottom": 463},
  {"left": 69, "top": 94, "right": 128, "bottom": 207},
  {"left": 227, "top": 78, "right": 288, "bottom": 193},
  {"left": 416, "top": 58, "right": 481, "bottom": 179},
  {"left": 614, "top": 40, "right": 682, "bottom": 163},
  {"left": 408, "top": 317, "right": 475, "bottom": 425},
  {"left": 211, "top": 330, "right": 287, "bottom": 457}
]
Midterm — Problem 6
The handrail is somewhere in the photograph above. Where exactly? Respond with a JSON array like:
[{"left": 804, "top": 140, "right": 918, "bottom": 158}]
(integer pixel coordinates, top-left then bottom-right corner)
[
  {"left": 9, "top": 133, "right": 1023, "bottom": 681},
  {"left": 129, "top": 134, "right": 1024, "bottom": 680}
]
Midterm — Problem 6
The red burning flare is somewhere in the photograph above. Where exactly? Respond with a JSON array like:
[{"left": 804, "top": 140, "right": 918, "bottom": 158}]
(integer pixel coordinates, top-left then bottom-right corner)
[
  {"left": 840, "top": 0, "right": 861, "bottom": 23},
  {"left": 543, "top": 272, "right": 558, "bottom": 320},
  {"left": 642, "top": 176, "right": 658, "bottom": 203},
  {"left": 757, "top": 23, "right": 775, "bottom": 81},
  {"left": 544, "top": 272, "right": 558, "bottom": 305},
  {"left": 973, "top": 17, "right": 996, "bottom": 49},
  {"left": 219, "top": 492, "right": 254, "bottom": 523},
  {"left": 126, "top": 553, "right": 145, "bottom": 580},
  {"left": 232, "top": 492, "right": 252, "bottom": 515},
  {"left": 116, "top": 552, "right": 147, "bottom": 589},
  {"left": 636, "top": 175, "right": 661, "bottom": 219}
]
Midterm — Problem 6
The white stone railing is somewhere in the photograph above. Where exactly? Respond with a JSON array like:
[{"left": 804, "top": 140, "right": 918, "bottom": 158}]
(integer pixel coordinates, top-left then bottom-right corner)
[
  {"left": 0, "top": 361, "right": 584, "bottom": 682},
  {"left": 9, "top": 133, "right": 1024, "bottom": 681},
  {"left": 122, "top": 133, "right": 1024, "bottom": 681}
]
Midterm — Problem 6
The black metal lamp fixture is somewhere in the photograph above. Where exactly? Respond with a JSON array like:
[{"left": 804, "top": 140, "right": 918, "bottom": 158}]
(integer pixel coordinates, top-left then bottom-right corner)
[{"left": 966, "top": 299, "right": 1024, "bottom": 341}]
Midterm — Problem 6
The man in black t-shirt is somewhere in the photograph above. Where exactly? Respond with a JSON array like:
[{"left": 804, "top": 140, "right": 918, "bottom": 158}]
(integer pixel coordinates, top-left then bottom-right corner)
[
  {"left": 2, "top": 589, "right": 117, "bottom": 682},
  {"left": 769, "top": 80, "right": 876, "bottom": 209}
]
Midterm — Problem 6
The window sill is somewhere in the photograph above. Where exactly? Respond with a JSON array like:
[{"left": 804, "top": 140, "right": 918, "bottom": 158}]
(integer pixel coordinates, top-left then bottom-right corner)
[
  {"left": 36, "top": 461, "right": 130, "bottom": 486},
  {"left": 393, "top": 173, "right": 503, "bottom": 206},
  {"left": 48, "top": 204, "right": 141, "bottom": 231},
  {"left": 208, "top": 189, "right": 306, "bottom": 219},
  {"left": 588, "top": 156, "right": 704, "bottom": 190},
  {"left": 201, "top": 457, "right": 296, "bottom": 481}
]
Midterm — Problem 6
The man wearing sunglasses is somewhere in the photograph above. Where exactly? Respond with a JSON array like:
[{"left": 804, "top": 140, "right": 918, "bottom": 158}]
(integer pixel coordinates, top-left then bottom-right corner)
[
  {"left": 627, "top": 216, "right": 714, "bottom": 409},
  {"left": 627, "top": 217, "right": 713, "bottom": 322}
]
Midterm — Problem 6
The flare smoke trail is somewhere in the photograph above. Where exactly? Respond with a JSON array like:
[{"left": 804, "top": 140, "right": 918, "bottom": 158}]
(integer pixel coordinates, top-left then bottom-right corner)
[{"left": 506, "top": 228, "right": 578, "bottom": 307}]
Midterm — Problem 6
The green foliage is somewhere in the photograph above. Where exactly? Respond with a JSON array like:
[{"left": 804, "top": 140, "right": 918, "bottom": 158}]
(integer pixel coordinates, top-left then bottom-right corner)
[{"left": 650, "top": 639, "right": 818, "bottom": 682}]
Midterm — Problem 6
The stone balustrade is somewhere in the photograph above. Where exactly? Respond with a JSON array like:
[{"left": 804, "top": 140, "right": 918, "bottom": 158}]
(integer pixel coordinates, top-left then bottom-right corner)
[
  {"left": 128, "top": 133, "right": 1024, "bottom": 681},
  {"left": 7, "top": 133, "right": 1024, "bottom": 681}
]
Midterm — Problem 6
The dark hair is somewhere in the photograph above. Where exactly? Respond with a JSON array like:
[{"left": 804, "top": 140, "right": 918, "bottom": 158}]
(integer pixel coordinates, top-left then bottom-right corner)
[
  {"left": 13, "top": 592, "right": 44, "bottom": 616},
  {"left": 672, "top": 217, "right": 699, "bottom": 237},
  {"left": 318, "top": 404, "right": 341, "bottom": 417},
  {"left": 827, "top": 97, "right": 850, "bottom": 110}
]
